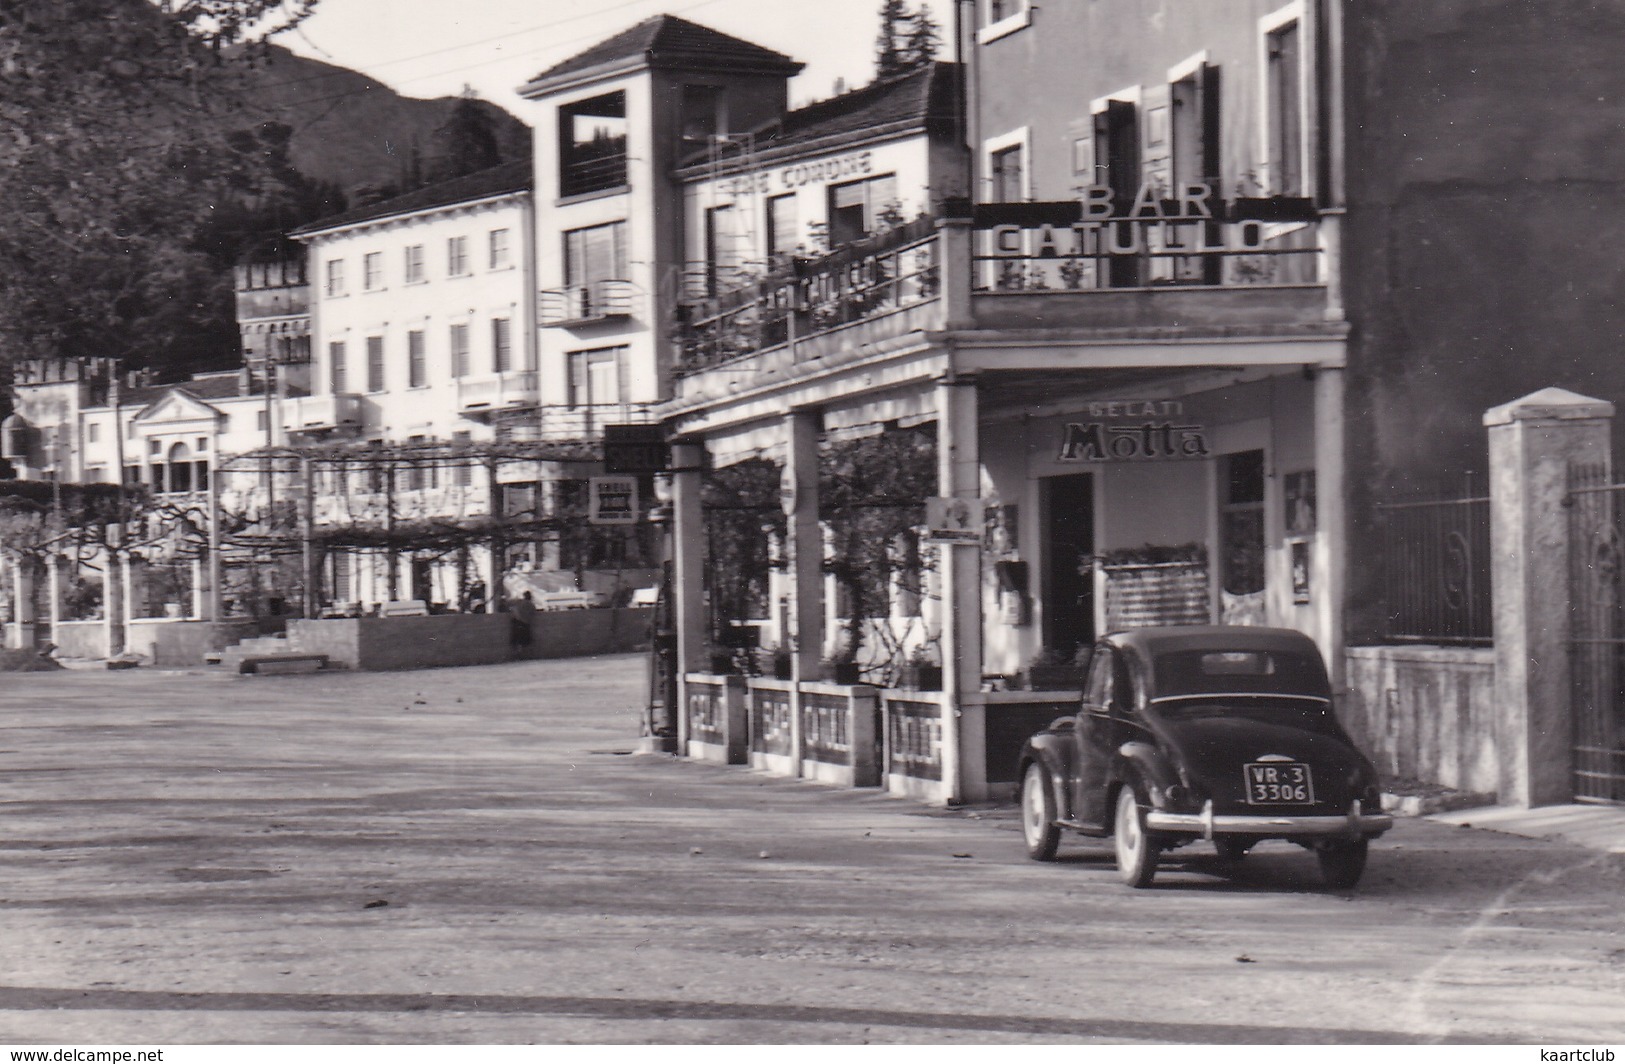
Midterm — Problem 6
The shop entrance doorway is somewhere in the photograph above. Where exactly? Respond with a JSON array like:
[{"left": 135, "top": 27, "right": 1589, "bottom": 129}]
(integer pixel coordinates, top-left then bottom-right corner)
[{"left": 1043, "top": 473, "right": 1095, "bottom": 657}]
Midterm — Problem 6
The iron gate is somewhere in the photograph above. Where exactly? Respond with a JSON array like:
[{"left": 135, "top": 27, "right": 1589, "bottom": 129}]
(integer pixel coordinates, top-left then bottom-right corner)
[{"left": 1566, "top": 461, "right": 1625, "bottom": 804}]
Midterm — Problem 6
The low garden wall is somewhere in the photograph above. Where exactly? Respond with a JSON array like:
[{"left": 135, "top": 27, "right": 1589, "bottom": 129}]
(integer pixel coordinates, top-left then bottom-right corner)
[
  {"left": 281, "top": 607, "right": 653, "bottom": 671},
  {"left": 1343, "top": 645, "right": 1499, "bottom": 796},
  {"left": 288, "top": 614, "right": 511, "bottom": 670},
  {"left": 520, "top": 607, "right": 651, "bottom": 660},
  {"left": 125, "top": 618, "right": 259, "bottom": 667},
  {"left": 48, "top": 620, "right": 107, "bottom": 660}
]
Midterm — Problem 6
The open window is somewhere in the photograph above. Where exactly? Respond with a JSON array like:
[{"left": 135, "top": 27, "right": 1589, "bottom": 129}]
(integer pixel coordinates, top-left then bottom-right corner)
[
  {"left": 1093, "top": 95, "right": 1141, "bottom": 287},
  {"left": 558, "top": 91, "right": 628, "bottom": 198},
  {"left": 827, "top": 173, "right": 900, "bottom": 246}
]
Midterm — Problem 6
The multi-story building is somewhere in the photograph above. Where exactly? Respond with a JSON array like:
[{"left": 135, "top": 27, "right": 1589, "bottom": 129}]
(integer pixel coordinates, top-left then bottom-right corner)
[
  {"left": 653, "top": 1, "right": 1625, "bottom": 804},
  {"left": 287, "top": 161, "right": 546, "bottom": 608},
  {"left": 518, "top": 15, "right": 806, "bottom": 443}
]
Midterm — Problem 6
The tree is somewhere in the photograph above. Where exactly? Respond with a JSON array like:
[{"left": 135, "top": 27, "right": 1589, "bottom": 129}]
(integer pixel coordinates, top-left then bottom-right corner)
[
  {"left": 426, "top": 90, "right": 504, "bottom": 184},
  {"left": 874, "top": 0, "right": 911, "bottom": 80},
  {"left": 905, "top": 5, "right": 941, "bottom": 69},
  {"left": 0, "top": 0, "right": 320, "bottom": 381},
  {"left": 876, "top": 1, "right": 941, "bottom": 80}
]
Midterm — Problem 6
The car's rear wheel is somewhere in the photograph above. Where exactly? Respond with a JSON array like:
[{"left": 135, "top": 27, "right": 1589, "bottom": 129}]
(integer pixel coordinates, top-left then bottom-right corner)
[
  {"left": 1317, "top": 838, "right": 1369, "bottom": 889},
  {"left": 1214, "top": 838, "right": 1253, "bottom": 863},
  {"left": 1114, "top": 786, "right": 1159, "bottom": 888},
  {"left": 1020, "top": 762, "right": 1060, "bottom": 861}
]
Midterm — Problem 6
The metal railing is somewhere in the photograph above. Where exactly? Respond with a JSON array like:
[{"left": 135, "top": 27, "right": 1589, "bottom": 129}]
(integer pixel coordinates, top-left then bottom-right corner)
[
  {"left": 1376, "top": 495, "right": 1492, "bottom": 644},
  {"left": 972, "top": 216, "right": 1321, "bottom": 291},
  {"left": 560, "top": 151, "right": 627, "bottom": 198},
  {"left": 675, "top": 217, "right": 940, "bottom": 374},
  {"left": 1566, "top": 463, "right": 1625, "bottom": 804},
  {"left": 538, "top": 280, "right": 637, "bottom": 326}
]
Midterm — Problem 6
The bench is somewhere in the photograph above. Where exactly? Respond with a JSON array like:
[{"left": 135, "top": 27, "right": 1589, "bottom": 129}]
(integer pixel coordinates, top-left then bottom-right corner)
[
  {"left": 534, "top": 591, "right": 605, "bottom": 611},
  {"left": 379, "top": 600, "right": 430, "bottom": 618},
  {"left": 238, "top": 653, "right": 329, "bottom": 675}
]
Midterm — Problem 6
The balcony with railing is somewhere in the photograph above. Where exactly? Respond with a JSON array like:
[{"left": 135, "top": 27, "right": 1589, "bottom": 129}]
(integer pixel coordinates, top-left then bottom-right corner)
[
  {"left": 966, "top": 197, "right": 1334, "bottom": 332},
  {"left": 673, "top": 216, "right": 942, "bottom": 379},
  {"left": 669, "top": 200, "right": 1339, "bottom": 406},
  {"left": 457, "top": 371, "right": 540, "bottom": 419},
  {"left": 537, "top": 402, "right": 662, "bottom": 443},
  {"left": 560, "top": 151, "right": 628, "bottom": 198},
  {"left": 281, "top": 393, "right": 363, "bottom": 435},
  {"left": 538, "top": 280, "right": 637, "bottom": 327}
]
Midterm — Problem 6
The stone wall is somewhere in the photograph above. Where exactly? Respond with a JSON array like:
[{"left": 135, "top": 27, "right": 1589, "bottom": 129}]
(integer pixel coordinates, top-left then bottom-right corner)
[
  {"left": 50, "top": 620, "right": 108, "bottom": 660},
  {"left": 520, "top": 607, "right": 652, "bottom": 660},
  {"left": 281, "top": 608, "right": 650, "bottom": 671},
  {"left": 1343, "top": 645, "right": 1498, "bottom": 796},
  {"left": 126, "top": 619, "right": 260, "bottom": 667}
]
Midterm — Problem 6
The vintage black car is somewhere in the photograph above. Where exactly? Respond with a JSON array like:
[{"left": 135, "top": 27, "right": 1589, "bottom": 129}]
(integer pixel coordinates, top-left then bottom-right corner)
[{"left": 1018, "top": 625, "right": 1392, "bottom": 888}]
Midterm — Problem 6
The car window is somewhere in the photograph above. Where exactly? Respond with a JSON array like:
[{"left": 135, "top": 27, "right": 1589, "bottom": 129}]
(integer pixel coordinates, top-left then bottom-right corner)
[
  {"left": 1083, "top": 645, "right": 1113, "bottom": 709},
  {"left": 1111, "top": 653, "right": 1135, "bottom": 713},
  {"left": 1152, "top": 649, "right": 1329, "bottom": 699}
]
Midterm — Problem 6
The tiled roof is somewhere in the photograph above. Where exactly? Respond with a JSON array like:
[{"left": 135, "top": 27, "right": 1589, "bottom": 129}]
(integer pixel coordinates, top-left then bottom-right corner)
[
  {"left": 679, "top": 62, "right": 963, "bottom": 172},
  {"left": 290, "top": 159, "right": 532, "bottom": 238},
  {"left": 524, "top": 15, "right": 802, "bottom": 89},
  {"left": 117, "top": 373, "right": 247, "bottom": 408}
]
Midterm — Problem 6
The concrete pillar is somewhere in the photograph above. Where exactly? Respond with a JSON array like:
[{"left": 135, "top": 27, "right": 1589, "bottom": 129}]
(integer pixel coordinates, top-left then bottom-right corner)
[
  {"left": 784, "top": 411, "right": 824, "bottom": 686},
  {"left": 671, "top": 441, "right": 707, "bottom": 754},
  {"left": 784, "top": 411, "right": 823, "bottom": 775},
  {"left": 191, "top": 556, "right": 208, "bottom": 620},
  {"left": 936, "top": 218, "right": 975, "bottom": 330},
  {"left": 121, "top": 554, "right": 145, "bottom": 626},
  {"left": 1485, "top": 387, "right": 1614, "bottom": 807},
  {"left": 937, "top": 376, "right": 981, "bottom": 804},
  {"left": 45, "top": 554, "right": 63, "bottom": 638},
  {"left": 103, "top": 547, "right": 125, "bottom": 657},
  {"left": 1313, "top": 366, "right": 1347, "bottom": 689},
  {"left": 10, "top": 557, "right": 36, "bottom": 649}
]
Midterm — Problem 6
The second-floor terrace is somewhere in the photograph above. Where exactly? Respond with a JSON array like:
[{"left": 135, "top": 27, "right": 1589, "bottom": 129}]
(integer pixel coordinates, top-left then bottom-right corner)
[
  {"left": 456, "top": 371, "right": 541, "bottom": 421},
  {"left": 669, "top": 192, "right": 1344, "bottom": 409}
]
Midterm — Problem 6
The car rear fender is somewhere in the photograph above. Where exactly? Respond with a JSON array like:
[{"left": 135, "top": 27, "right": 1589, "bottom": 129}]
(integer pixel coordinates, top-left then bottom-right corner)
[{"left": 1115, "top": 741, "right": 1182, "bottom": 810}]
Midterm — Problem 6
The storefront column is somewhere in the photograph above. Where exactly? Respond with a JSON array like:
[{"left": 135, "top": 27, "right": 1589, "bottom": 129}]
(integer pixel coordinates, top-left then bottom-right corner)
[
  {"left": 1314, "top": 365, "right": 1347, "bottom": 688},
  {"left": 785, "top": 410, "right": 823, "bottom": 776},
  {"left": 937, "top": 376, "right": 981, "bottom": 804},
  {"left": 671, "top": 442, "right": 707, "bottom": 755}
]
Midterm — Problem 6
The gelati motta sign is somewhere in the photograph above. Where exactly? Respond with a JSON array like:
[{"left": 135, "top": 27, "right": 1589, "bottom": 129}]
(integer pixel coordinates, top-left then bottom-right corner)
[{"left": 1057, "top": 400, "right": 1210, "bottom": 462}]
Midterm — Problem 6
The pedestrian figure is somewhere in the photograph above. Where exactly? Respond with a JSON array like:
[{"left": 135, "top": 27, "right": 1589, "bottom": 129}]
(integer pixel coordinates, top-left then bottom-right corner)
[{"left": 511, "top": 590, "right": 536, "bottom": 650}]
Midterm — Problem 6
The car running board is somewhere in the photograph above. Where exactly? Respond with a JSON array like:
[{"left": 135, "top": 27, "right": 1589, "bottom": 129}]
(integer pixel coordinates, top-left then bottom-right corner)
[{"left": 1054, "top": 818, "right": 1109, "bottom": 838}]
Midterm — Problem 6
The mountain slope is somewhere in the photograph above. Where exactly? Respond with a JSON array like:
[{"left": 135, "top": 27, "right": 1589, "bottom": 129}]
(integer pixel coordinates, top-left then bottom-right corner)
[{"left": 233, "top": 45, "right": 532, "bottom": 196}]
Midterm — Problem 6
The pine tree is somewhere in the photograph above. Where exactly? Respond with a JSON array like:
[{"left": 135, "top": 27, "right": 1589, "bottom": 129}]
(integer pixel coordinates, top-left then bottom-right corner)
[
  {"left": 875, "top": 0, "right": 911, "bottom": 79},
  {"left": 905, "top": 5, "right": 942, "bottom": 69}
]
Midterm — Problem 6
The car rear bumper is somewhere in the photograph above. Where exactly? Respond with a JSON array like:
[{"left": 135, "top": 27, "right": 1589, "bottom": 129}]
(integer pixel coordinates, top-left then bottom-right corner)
[{"left": 1145, "top": 799, "right": 1392, "bottom": 841}]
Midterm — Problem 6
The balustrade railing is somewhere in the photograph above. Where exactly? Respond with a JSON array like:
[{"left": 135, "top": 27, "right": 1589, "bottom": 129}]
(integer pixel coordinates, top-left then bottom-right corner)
[{"left": 675, "top": 216, "right": 940, "bottom": 374}]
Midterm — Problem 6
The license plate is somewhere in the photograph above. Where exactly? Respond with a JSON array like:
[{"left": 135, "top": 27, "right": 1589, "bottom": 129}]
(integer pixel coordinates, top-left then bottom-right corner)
[{"left": 1244, "top": 762, "right": 1315, "bottom": 805}]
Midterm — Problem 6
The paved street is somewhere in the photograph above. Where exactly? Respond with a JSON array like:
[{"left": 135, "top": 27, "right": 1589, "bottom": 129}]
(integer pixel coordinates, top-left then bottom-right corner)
[{"left": 1, "top": 656, "right": 1623, "bottom": 1045}]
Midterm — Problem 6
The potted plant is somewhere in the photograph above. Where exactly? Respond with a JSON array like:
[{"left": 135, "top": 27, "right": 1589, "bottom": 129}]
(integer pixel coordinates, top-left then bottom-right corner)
[
  {"left": 900, "top": 645, "right": 942, "bottom": 691},
  {"left": 826, "top": 658, "right": 863, "bottom": 685},
  {"left": 1025, "top": 646, "right": 1087, "bottom": 691}
]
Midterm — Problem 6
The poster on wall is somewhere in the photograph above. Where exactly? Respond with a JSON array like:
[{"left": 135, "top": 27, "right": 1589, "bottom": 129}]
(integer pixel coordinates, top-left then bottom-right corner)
[
  {"left": 1285, "top": 470, "right": 1317, "bottom": 535},
  {"left": 588, "top": 476, "right": 638, "bottom": 525},
  {"left": 924, "top": 497, "right": 986, "bottom": 542},
  {"left": 1290, "top": 538, "right": 1312, "bottom": 604}
]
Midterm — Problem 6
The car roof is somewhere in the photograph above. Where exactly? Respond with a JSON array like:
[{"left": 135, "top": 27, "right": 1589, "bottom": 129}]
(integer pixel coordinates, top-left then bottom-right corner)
[{"left": 1106, "top": 625, "right": 1322, "bottom": 658}]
